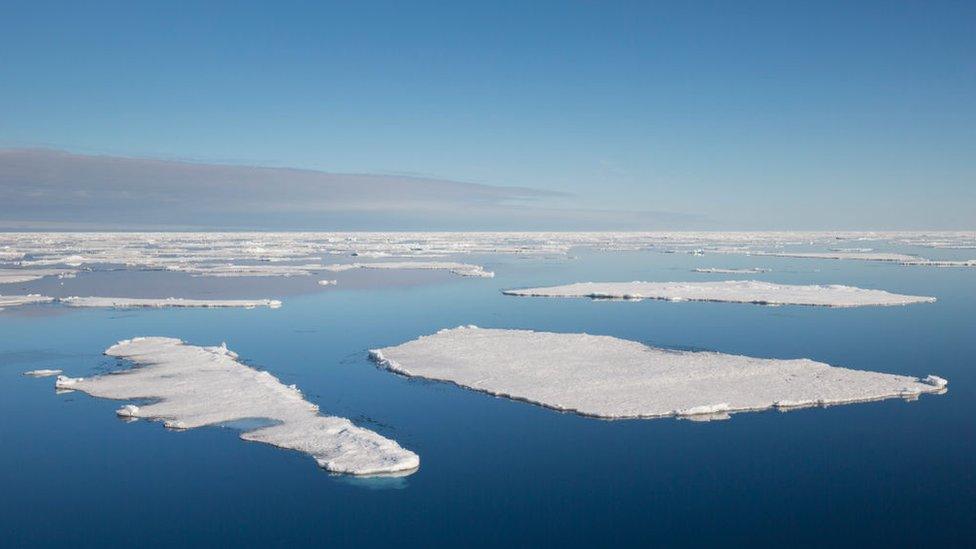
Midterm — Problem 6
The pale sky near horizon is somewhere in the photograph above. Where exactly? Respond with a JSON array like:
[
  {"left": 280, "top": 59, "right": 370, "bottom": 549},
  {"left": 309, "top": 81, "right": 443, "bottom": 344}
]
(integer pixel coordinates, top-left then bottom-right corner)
[{"left": 1, "top": 1, "right": 973, "bottom": 229}]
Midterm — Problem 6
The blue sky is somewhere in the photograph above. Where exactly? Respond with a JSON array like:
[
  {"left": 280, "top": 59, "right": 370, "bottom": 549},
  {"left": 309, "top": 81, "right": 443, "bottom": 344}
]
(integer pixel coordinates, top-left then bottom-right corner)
[{"left": 1, "top": 1, "right": 973, "bottom": 229}]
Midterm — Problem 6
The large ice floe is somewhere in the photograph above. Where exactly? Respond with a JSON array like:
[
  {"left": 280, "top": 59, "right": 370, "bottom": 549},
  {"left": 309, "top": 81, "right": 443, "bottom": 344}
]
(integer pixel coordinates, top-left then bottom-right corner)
[
  {"left": 60, "top": 297, "right": 282, "bottom": 309},
  {"left": 54, "top": 337, "right": 419, "bottom": 475},
  {"left": 502, "top": 281, "right": 935, "bottom": 308},
  {"left": 0, "top": 294, "right": 54, "bottom": 310},
  {"left": 323, "top": 261, "right": 494, "bottom": 278},
  {"left": 371, "top": 327, "right": 947, "bottom": 420}
]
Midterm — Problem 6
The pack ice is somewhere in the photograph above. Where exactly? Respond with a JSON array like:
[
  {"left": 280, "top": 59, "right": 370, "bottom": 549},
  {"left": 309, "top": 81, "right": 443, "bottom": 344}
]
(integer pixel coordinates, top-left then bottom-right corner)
[
  {"left": 55, "top": 337, "right": 418, "bottom": 476},
  {"left": 371, "top": 327, "right": 947, "bottom": 420},
  {"left": 503, "top": 280, "right": 935, "bottom": 307}
]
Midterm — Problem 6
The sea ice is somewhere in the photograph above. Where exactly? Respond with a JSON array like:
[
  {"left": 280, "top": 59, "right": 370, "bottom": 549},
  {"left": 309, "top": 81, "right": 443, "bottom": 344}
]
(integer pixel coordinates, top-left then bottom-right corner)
[
  {"left": 323, "top": 261, "right": 494, "bottom": 278},
  {"left": 502, "top": 280, "right": 935, "bottom": 308},
  {"left": 55, "top": 337, "right": 419, "bottom": 475},
  {"left": 371, "top": 327, "right": 947, "bottom": 419},
  {"left": 693, "top": 268, "right": 771, "bottom": 274},
  {"left": 318, "top": 279, "right": 337, "bottom": 286},
  {"left": 60, "top": 297, "right": 282, "bottom": 309},
  {"left": 0, "top": 294, "right": 54, "bottom": 310},
  {"left": 23, "top": 369, "right": 63, "bottom": 377},
  {"left": 0, "top": 268, "right": 77, "bottom": 284}
]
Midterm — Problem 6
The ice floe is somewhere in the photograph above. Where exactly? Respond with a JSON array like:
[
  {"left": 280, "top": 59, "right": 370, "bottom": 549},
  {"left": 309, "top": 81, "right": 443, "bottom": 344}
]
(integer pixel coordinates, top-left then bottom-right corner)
[
  {"left": 693, "top": 268, "right": 771, "bottom": 274},
  {"left": 60, "top": 297, "right": 282, "bottom": 309},
  {"left": 323, "top": 261, "right": 494, "bottom": 278},
  {"left": 55, "top": 337, "right": 419, "bottom": 475},
  {"left": 0, "top": 294, "right": 54, "bottom": 310},
  {"left": 502, "top": 281, "right": 935, "bottom": 307},
  {"left": 23, "top": 369, "right": 63, "bottom": 377},
  {"left": 318, "top": 279, "right": 337, "bottom": 286},
  {"left": 371, "top": 326, "right": 947, "bottom": 419},
  {"left": 729, "top": 251, "right": 975, "bottom": 267},
  {"left": 166, "top": 264, "right": 331, "bottom": 277},
  {"left": 0, "top": 268, "right": 77, "bottom": 284}
]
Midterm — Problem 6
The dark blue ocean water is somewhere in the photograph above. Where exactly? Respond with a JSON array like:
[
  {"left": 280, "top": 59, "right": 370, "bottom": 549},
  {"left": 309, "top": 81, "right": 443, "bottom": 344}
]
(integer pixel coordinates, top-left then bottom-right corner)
[{"left": 2, "top": 248, "right": 974, "bottom": 546}]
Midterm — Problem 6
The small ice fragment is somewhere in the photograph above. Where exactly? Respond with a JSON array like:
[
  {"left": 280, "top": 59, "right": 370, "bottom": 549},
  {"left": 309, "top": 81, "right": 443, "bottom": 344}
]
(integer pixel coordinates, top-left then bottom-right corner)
[
  {"left": 922, "top": 375, "right": 948, "bottom": 389},
  {"left": 55, "top": 375, "right": 83, "bottom": 389},
  {"left": 318, "top": 279, "right": 337, "bottom": 286},
  {"left": 116, "top": 404, "right": 140, "bottom": 417}
]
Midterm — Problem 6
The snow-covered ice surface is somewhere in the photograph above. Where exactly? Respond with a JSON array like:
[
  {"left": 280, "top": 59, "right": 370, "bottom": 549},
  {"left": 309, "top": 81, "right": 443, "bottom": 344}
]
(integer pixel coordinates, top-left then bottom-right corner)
[
  {"left": 60, "top": 297, "right": 282, "bottom": 309},
  {"left": 503, "top": 281, "right": 935, "bottom": 308},
  {"left": 23, "top": 369, "right": 63, "bottom": 377},
  {"left": 693, "top": 267, "right": 771, "bottom": 274},
  {"left": 371, "top": 327, "right": 947, "bottom": 420},
  {"left": 0, "top": 294, "right": 54, "bottom": 310},
  {"left": 323, "top": 261, "right": 494, "bottom": 278},
  {"left": 55, "top": 337, "right": 419, "bottom": 476},
  {"left": 0, "top": 268, "right": 76, "bottom": 284}
]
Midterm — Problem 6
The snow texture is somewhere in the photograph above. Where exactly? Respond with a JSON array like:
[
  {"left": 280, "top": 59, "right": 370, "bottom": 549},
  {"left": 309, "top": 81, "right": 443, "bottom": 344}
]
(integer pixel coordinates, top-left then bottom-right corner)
[
  {"left": 371, "top": 326, "right": 947, "bottom": 420},
  {"left": 55, "top": 337, "right": 419, "bottom": 475},
  {"left": 502, "top": 280, "right": 935, "bottom": 308}
]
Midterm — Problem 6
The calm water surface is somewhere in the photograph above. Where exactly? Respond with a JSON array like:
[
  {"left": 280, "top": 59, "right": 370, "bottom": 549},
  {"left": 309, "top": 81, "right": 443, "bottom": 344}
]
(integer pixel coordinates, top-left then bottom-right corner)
[{"left": 2, "top": 248, "right": 974, "bottom": 546}]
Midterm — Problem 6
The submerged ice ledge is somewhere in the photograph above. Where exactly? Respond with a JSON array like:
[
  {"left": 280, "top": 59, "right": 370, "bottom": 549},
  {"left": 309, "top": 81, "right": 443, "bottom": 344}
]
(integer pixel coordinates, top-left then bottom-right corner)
[
  {"left": 503, "top": 280, "right": 935, "bottom": 308},
  {"left": 371, "top": 327, "right": 947, "bottom": 420},
  {"left": 323, "top": 261, "right": 494, "bottom": 278},
  {"left": 60, "top": 297, "right": 282, "bottom": 309},
  {"left": 55, "top": 337, "right": 418, "bottom": 476}
]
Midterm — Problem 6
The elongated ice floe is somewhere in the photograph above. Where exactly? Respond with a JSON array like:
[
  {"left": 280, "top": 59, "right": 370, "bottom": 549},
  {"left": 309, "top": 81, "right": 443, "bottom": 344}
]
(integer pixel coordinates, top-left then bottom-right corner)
[
  {"left": 0, "top": 294, "right": 55, "bottom": 310},
  {"left": 323, "top": 261, "right": 494, "bottom": 278},
  {"left": 0, "top": 268, "right": 77, "bottom": 284},
  {"left": 502, "top": 280, "right": 935, "bottom": 308},
  {"left": 59, "top": 297, "right": 282, "bottom": 309},
  {"left": 741, "top": 251, "right": 976, "bottom": 267},
  {"left": 54, "top": 337, "right": 418, "bottom": 475},
  {"left": 693, "top": 267, "right": 771, "bottom": 274},
  {"left": 371, "top": 327, "right": 947, "bottom": 420},
  {"left": 23, "top": 369, "right": 63, "bottom": 377}
]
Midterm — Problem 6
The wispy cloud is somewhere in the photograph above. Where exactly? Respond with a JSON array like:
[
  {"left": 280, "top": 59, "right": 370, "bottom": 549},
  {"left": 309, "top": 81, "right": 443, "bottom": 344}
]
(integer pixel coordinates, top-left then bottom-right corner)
[{"left": 0, "top": 149, "right": 700, "bottom": 230}]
